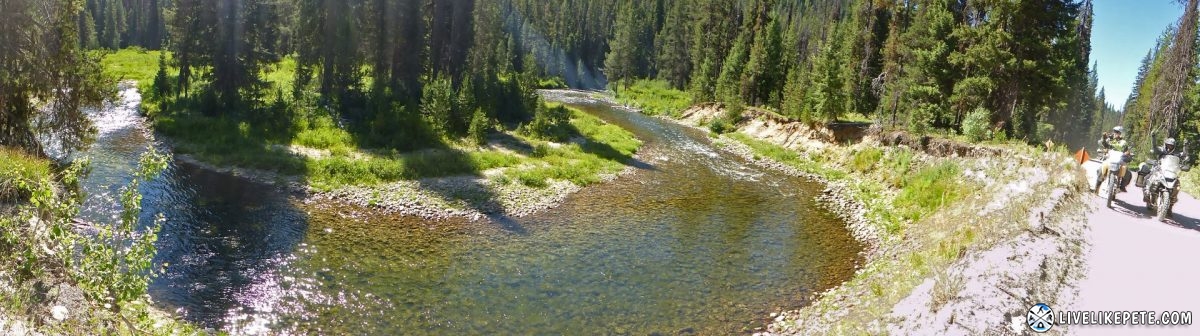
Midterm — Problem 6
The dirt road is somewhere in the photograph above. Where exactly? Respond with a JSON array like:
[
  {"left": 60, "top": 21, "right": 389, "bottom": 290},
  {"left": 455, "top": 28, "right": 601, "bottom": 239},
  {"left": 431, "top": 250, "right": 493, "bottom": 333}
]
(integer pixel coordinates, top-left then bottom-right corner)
[{"left": 1069, "top": 161, "right": 1200, "bottom": 335}]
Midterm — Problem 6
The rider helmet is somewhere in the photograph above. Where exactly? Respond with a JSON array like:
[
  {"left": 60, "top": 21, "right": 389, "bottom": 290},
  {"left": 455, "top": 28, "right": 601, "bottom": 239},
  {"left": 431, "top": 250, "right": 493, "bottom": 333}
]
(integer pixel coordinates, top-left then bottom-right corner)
[
  {"left": 1113, "top": 126, "right": 1124, "bottom": 134},
  {"left": 1166, "top": 138, "right": 1177, "bottom": 152}
]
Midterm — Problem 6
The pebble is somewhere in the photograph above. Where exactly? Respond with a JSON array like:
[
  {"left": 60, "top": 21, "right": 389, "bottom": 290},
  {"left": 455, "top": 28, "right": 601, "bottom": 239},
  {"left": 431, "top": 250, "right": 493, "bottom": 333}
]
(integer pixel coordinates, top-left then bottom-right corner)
[{"left": 50, "top": 306, "right": 68, "bottom": 321}]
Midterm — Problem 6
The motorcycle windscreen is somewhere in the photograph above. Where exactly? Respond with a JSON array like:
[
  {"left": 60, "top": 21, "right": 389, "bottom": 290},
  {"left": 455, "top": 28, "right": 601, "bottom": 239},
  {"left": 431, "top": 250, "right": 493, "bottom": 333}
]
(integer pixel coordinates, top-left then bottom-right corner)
[
  {"left": 1105, "top": 150, "right": 1125, "bottom": 163},
  {"left": 1161, "top": 155, "right": 1183, "bottom": 173},
  {"left": 1159, "top": 156, "right": 1182, "bottom": 188}
]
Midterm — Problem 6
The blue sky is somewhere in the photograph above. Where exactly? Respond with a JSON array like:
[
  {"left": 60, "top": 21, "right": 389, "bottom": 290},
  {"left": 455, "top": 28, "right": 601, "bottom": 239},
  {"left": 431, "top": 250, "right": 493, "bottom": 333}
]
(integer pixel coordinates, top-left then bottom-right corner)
[{"left": 1090, "top": 1, "right": 1185, "bottom": 109}]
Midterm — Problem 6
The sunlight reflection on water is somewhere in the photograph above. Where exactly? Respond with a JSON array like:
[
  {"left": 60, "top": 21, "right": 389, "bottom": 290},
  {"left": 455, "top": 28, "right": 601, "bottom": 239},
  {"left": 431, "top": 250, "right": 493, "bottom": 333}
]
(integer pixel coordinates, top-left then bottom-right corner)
[{"left": 76, "top": 88, "right": 863, "bottom": 335}]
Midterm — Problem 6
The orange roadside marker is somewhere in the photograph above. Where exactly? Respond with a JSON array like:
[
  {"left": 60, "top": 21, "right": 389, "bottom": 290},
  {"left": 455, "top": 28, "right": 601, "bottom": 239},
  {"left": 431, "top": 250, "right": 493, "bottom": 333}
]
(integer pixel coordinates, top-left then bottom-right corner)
[{"left": 1074, "top": 148, "right": 1090, "bottom": 165}]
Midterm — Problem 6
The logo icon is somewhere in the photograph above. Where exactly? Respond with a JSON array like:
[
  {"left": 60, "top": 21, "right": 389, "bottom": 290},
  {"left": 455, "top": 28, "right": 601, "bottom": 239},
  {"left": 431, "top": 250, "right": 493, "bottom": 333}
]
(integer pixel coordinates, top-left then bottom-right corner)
[{"left": 1027, "top": 303, "right": 1054, "bottom": 333}]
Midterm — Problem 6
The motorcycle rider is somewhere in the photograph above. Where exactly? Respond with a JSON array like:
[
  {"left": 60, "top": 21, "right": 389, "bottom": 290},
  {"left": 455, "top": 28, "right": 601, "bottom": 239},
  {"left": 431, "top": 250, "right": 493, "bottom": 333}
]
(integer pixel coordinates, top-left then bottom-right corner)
[
  {"left": 1097, "top": 126, "right": 1131, "bottom": 192},
  {"left": 1150, "top": 133, "right": 1187, "bottom": 160},
  {"left": 1149, "top": 132, "right": 1191, "bottom": 204}
]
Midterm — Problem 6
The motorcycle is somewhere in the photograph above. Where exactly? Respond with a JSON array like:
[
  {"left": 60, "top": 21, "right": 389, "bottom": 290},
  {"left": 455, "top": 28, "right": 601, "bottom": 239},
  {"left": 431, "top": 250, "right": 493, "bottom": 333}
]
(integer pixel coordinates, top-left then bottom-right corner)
[
  {"left": 1095, "top": 149, "right": 1131, "bottom": 208},
  {"left": 1142, "top": 153, "right": 1190, "bottom": 222}
]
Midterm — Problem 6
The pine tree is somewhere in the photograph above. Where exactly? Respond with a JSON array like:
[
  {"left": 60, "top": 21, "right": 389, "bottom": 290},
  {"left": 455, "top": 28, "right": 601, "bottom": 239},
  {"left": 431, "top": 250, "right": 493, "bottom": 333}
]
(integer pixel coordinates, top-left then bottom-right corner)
[
  {"left": 101, "top": 0, "right": 126, "bottom": 49},
  {"left": 78, "top": 8, "right": 98, "bottom": 49},
  {"left": 876, "top": 0, "right": 908, "bottom": 127},
  {"left": 782, "top": 63, "right": 811, "bottom": 122},
  {"left": 898, "top": 0, "right": 954, "bottom": 134},
  {"left": 147, "top": 0, "right": 164, "bottom": 49},
  {"left": 1146, "top": 0, "right": 1199, "bottom": 140},
  {"left": 605, "top": 0, "right": 640, "bottom": 90},
  {"left": 741, "top": 4, "right": 782, "bottom": 108},
  {"left": 1126, "top": 50, "right": 1155, "bottom": 110},
  {"left": 1060, "top": 1, "right": 1096, "bottom": 147},
  {"left": 153, "top": 52, "right": 172, "bottom": 98},
  {"left": 422, "top": 75, "right": 456, "bottom": 137},
  {"left": 716, "top": 29, "right": 751, "bottom": 114},
  {"left": 948, "top": 0, "right": 1010, "bottom": 132},
  {"left": 655, "top": 0, "right": 691, "bottom": 89},
  {"left": 1125, "top": 29, "right": 1175, "bottom": 148},
  {"left": 806, "top": 26, "right": 848, "bottom": 122},
  {"left": 688, "top": 0, "right": 738, "bottom": 102},
  {"left": 1, "top": 0, "right": 113, "bottom": 155},
  {"left": 689, "top": 57, "right": 717, "bottom": 103}
]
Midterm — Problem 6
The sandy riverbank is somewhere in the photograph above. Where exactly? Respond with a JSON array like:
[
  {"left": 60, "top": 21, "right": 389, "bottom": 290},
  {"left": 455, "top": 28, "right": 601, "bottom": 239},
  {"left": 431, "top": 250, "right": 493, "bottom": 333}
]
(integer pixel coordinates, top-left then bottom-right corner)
[
  {"left": 658, "top": 102, "right": 1090, "bottom": 335},
  {"left": 172, "top": 139, "right": 640, "bottom": 221}
]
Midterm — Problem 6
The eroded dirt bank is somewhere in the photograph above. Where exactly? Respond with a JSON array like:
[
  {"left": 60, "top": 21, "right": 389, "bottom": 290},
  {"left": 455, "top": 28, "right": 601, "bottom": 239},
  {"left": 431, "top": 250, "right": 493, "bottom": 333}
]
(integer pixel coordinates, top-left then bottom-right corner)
[{"left": 673, "top": 103, "right": 1091, "bottom": 335}]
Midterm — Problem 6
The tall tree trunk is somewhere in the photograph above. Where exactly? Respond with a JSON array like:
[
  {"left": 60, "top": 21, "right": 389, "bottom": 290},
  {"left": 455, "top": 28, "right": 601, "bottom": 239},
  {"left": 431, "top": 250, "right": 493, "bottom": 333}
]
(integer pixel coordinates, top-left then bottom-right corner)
[
  {"left": 1148, "top": 0, "right": 1199, "bottom": 138},
  {"left": 0, "top": 98, "right": 41, "bottom": 157}
]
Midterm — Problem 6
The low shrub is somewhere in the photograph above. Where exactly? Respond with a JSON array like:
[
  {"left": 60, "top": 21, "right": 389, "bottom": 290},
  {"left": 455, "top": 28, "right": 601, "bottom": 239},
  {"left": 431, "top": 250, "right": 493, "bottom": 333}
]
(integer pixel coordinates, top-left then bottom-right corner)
[
  {"left": 894, "top": 162, "right": 967, "bottom": 221},
  {"left": 962, "top": 107, "right": 990, "bottom": 142},
  {"left": 882, "top": 149, "right": 916, "bottom": 188},
  {"left": 468, "top": 108, "right": 493, "bottom": 146},
  {"left": 522, "top": 104, "right": 575, "bottom": 142},
  {"left": 850, "top": 148, "right": 884, "bottom": 172},
  {"left": 296, "top": 125, "right": 355, "bottom": 150},
  {"left": 0, "top": 148, "right": 54, "bottom": 202},
  {"left": 614, "top": 79, "right": 694, "bottom": 117},
  {"left": 0, "top": 148, "right": 198, "bottom": 333},
  {"left": 709, "top": 118, "right": 734, "bottom": 134}
]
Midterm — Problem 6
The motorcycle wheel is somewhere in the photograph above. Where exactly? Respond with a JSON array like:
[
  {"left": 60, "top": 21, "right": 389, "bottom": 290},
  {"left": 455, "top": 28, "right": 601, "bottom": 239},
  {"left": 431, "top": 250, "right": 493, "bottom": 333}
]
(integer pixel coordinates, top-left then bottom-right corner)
[
  {"left": 1157, "top": 191, "right": 1170, "bottom": 222},
  {"left": 1107, "top": 174, "right": 1117, "bottom": 208},
  {"left": 1147, "top": 192, "right": 1156, "bottom": 214}
]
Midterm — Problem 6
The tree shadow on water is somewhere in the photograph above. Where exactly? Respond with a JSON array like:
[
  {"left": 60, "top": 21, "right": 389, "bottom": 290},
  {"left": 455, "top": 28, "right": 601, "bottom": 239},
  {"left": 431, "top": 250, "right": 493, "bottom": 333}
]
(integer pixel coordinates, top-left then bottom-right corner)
[
  {"left": 411, "top": 166, "right": 529, "bottom": 235},
  {"left": 578, "top": 136, "right": 656, "bottom": 171},
  {"left": 147, "top": 160, "right": 310, "bottom": 327},
  {"left": 406, "top": 127, "right": 655, "bottom": 235}
]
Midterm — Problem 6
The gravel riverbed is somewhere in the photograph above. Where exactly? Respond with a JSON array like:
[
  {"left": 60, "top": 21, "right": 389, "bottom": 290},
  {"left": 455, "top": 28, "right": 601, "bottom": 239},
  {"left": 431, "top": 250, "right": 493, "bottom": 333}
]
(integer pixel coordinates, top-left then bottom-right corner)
[{"left": 175, "top": 153, "right": 639, "bottom": 221}]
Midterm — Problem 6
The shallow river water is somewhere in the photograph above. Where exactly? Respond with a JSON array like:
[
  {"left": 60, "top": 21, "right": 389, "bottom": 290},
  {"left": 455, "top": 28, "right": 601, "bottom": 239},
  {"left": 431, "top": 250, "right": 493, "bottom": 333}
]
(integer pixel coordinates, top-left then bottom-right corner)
[{"left": 76, "top": 88, "right": 862, "bottom": 334}]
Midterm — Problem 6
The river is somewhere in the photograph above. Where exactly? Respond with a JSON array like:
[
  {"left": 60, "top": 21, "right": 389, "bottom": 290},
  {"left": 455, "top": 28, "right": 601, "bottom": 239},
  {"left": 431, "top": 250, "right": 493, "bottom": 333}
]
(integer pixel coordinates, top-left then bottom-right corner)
[{"left": 76, "top": 87, "right": 862, "bottom": 334}]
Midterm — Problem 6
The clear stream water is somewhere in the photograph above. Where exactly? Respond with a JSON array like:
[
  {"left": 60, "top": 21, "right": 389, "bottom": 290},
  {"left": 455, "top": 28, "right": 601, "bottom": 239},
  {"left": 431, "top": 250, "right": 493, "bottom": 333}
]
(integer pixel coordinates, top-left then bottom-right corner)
[{"left": 76, "top": 87, "right": 863, "bottom": 334}]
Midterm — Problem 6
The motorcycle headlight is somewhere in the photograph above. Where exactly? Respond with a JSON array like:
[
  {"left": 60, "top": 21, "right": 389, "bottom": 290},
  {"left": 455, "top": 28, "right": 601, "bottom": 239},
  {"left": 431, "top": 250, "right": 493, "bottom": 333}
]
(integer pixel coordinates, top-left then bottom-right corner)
[{"left": 1110, "top": 163, "right": 1121, "bottom": 171}]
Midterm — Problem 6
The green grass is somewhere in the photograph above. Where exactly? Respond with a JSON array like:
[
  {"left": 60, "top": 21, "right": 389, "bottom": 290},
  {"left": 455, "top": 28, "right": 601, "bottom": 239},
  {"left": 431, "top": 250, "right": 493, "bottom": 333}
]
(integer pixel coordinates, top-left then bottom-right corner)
[
  {"left": 153, "top": 101, "right": 642, "bottom": 191},
  {"left": 538, "top": 77, "right": 568, "bottom": 89},
  {"left": 726, "top": 133, "right": 847, "bottom": 180},
  {"left": 1183, "top": 169, "right": 1200, "bottom": 199},
  {"left": 292, "top": 113, "right": 355, "bottom": 150},
  {"left": 103, "top": 48, "right": 297, "bottom": 94},
  {"left": 304, "top": 105, "right": 642, "bottom": 189},
  {"left": 0, "top": 147, "right": 53, "bottom": 183},
  {"left": 709, "top": 112, "right": 1077, "bottom": 335},
  {"left": 104, "top": 47, "right": 643, "bottom": 191},
  {"left": 305, "top": 149, "right": 528, "bottom": 189},
  {"left": 263, "top": 56, "right": 298, "bottom": 89},
  {"left": 838, "top": 112, "right": 874, "bottom": 123},
  {"left": 0, "top": 147, "right": 54, "bottom": 202},
  {"left": 500, "top": 107, "right": 642, "bottom": 187},
  {"left": 849, "top": 148, "right": 883, "bottom": 172},
  {"left": 893, "top": 162, "right": 968, "bottom": 222},
  {"left": 614, "top": 79, "right": 693, "bottom": 117},
  {"left": 100, "top": 48, "right": 166, "bottom": 83},
  {"left": 726, "top": 130, "right": 967, "bottom": 226},
  {"left": 881, "top": 148, "right": 916, "bottom": 188},
  {"left": 154, "top": 114, "right": 308, "bottom": 174}
]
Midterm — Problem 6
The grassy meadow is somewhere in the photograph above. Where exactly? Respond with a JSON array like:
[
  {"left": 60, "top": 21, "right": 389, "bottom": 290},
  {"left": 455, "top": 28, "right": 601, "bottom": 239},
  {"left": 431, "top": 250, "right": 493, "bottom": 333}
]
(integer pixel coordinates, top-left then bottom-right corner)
[{"left": 102, "top": 49, "right": 642, "bottom": 191}]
